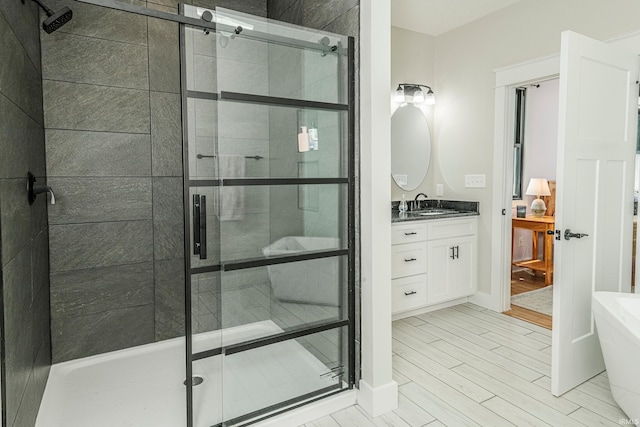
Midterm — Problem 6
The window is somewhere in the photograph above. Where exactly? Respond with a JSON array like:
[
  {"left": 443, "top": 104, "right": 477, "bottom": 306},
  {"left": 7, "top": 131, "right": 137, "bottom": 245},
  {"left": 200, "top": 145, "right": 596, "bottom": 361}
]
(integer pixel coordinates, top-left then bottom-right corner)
[{"left": 513, "top": 87, "right": 526, "bottom": 199}]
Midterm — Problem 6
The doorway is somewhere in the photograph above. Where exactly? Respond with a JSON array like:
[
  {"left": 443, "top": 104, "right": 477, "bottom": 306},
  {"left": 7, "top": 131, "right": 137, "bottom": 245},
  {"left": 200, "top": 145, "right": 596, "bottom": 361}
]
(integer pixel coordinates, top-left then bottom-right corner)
[{"left": 504, "top": 79, "right": 560, "bottom": 329}]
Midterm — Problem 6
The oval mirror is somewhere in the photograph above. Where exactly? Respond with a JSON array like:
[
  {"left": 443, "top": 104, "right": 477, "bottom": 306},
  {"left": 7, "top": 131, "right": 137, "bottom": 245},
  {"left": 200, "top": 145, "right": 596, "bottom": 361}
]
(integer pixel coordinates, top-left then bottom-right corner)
[{"left": 391, "top": 104, "right": 431, "bottom": 191}]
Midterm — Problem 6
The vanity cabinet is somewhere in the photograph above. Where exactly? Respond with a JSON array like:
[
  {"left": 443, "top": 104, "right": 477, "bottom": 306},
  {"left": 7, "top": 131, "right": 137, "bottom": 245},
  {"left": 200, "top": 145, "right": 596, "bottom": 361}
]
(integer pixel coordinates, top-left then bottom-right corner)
[
  {"left": 391, "top": 223, "right": 428, "bottom": 313},
  {"left": 392, "top": 217, "right": 477, "bottom": 315}
]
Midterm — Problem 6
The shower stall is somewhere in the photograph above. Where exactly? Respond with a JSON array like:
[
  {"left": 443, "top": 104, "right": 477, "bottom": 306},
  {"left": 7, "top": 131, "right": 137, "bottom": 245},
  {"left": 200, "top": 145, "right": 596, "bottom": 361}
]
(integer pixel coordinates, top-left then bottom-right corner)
[{"left": 1, "top": 0, "right": 356, "bottom": 426}]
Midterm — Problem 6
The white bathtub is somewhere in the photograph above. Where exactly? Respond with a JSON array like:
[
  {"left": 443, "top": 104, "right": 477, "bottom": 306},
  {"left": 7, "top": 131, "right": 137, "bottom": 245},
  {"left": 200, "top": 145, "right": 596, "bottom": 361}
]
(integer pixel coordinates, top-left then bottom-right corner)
[
  {"left": 592, "top": 291, "right": 640, "bottom": 420},
  {"left": 263, "top": 236, "right": 340, "bottom": 306}
]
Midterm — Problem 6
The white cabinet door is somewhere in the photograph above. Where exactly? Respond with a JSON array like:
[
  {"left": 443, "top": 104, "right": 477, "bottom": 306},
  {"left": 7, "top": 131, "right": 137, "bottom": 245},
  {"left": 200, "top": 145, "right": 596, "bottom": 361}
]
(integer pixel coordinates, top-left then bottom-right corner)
[
  {"left": 427, "top": 239, "right": 451, "bottom": 304},
  {"left": 449, "top": 237, "right": 475, "bottom": 299},
  {"left": 427, "top": 236, "right": 475, "bottom": 305}
]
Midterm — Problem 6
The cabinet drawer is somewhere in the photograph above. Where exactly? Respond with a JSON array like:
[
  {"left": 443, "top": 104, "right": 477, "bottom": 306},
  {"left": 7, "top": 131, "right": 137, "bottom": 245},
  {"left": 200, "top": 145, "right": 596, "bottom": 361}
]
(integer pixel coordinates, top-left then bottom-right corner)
[
  {"left": 392, "top": 274, "right": 428, "bottom": 313},
  {"left": 392, "top": 222, "right": 428, "bottom": 245},
  {"left": 391, "top": 242, "right": 427, "bottom": 279},
  {"left": 428, "top": 217, "right": 477, "bottom": 240}
]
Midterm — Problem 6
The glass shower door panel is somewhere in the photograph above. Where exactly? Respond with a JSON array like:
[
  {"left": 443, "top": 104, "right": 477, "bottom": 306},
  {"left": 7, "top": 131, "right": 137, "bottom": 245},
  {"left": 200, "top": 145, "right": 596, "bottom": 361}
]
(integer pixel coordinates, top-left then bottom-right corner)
[
  {"left": 184, "top": 23, "right": 216, "bottom": 94},
  {"left": 190, "top": 270, "right": 223, "bottom": 427},
  {"left": 182, "top": 3, "right": 354, "bottom": 425},
  {"left": 191, "top": 271, "right": 222, "bottom": 349},
  {"left": 221, "top": 326, "right": 349, "bottom": 425},
  {"left": 186, "top": 98, "right": 218, "bottom": 181},
  {"left": 219, "top": 255, "right": 347, "bottom": 337},
  {"left": 216, "top": 102, "right": 348, "bottom": 179},
  {"left": 217, "top": 183, "right": 348, "bottom": 264},
  {"left": 211, "top": 7, "right": 348, "bottom": 105}
]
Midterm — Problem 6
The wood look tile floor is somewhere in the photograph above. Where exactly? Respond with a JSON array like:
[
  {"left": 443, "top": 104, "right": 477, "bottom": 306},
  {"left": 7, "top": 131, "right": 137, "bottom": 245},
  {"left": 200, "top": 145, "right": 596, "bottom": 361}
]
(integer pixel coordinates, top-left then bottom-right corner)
[{"left": 307, "top": 303, "right": 627, "bottom": 427}]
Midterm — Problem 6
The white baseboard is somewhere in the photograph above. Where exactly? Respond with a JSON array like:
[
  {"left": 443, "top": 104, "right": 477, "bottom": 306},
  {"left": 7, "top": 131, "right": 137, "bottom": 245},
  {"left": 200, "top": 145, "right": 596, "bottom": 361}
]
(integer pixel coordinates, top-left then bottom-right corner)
[
  {"left": 391, "top": 297, "right": 470, "bottom": 321},
  {"left": 253, "top": 390, "right": 357, "bottom": 427},
  {"left": 357, "top": 379, "right": 398, "bottom": 417},
  {"left": 469, "top": 291, "right": 498, "bottom": 311}
]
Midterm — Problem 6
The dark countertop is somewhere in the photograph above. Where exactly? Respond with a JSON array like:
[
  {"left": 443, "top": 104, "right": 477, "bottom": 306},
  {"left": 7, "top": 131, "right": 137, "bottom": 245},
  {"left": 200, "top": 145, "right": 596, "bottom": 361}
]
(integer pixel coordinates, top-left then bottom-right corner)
[{"left": 391, "top": 199, "right": 479, "bottom": 223}]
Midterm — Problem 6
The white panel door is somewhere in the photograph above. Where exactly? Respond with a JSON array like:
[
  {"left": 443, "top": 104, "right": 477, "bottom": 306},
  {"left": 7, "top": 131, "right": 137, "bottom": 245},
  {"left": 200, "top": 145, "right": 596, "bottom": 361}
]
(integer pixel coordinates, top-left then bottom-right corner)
[{"left": 552, "top": 30, "right": 638, "bottom": 396}]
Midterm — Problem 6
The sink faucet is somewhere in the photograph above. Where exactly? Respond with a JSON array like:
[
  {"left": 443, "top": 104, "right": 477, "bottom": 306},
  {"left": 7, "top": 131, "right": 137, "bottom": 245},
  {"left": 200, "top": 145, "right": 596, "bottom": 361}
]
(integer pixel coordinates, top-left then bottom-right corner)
[{"left": 413, "top": 193, "right": 428, "bottom": 210}]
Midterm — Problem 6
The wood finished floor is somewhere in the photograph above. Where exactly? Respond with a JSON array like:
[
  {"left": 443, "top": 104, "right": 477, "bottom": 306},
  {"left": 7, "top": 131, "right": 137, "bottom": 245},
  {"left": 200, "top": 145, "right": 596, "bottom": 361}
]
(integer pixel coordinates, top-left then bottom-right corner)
[
  {"left": 504, "top": 270, "right": 553, "bottom": 329},
  {"left": 307, "top": 303, "right": 627, "bottom": 427}
]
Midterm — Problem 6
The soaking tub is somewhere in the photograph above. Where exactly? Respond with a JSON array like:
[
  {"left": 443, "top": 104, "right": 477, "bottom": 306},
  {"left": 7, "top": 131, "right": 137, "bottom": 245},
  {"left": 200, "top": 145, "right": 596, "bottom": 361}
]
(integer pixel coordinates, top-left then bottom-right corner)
[
  {"left": 263, "top": 236, "right": 340, "bottom": 306},
  {"left": 592, "top": 291, "right": 640, "bottom": 420}
]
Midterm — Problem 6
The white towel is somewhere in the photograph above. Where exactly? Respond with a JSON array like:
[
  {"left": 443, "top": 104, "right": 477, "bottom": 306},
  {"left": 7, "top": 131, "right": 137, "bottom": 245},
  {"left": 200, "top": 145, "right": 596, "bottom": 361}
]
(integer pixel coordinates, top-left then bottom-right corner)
[{"left": 219, "top": 154, "right": 245, "bottom": 221}]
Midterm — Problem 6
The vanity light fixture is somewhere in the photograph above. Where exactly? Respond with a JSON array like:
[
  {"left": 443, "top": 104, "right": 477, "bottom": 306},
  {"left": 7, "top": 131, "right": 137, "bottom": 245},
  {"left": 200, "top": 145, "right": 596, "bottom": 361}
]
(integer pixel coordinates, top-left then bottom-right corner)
[{"left": 393, "top": 83, "right": 435, "bottom": 105}]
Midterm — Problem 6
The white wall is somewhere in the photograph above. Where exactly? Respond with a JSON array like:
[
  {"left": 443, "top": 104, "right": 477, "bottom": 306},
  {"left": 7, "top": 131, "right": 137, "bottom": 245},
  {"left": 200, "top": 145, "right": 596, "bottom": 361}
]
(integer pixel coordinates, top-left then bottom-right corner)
[
  {"left": 430, "top": 0, "right": 640, "bottom": 295},
  {"left": 512, "top": 78, "right": 559, "bottom": 261},
  {"left": 391, "top": 27, "right": 436, "bottom": 201},
  {"left": 359, "top": 0, "right": 398, "bottom": 416}
]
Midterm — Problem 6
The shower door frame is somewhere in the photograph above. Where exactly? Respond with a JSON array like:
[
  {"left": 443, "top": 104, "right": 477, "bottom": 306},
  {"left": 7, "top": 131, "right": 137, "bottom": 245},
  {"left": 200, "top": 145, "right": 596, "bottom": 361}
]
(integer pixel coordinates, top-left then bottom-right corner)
[{"left": 178, "top": 8, "right": 357, "bottom": 427}]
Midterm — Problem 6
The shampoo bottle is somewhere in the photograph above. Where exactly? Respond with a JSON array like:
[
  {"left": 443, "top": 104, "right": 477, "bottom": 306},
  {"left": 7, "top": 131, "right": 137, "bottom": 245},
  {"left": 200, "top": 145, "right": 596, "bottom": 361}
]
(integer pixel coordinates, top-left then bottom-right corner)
[
  {"left": 298, "top": 126, "right": 310, "bottom": 152},
  {"left": 308, "top": 122, "right": 319, "bottom": 150}
]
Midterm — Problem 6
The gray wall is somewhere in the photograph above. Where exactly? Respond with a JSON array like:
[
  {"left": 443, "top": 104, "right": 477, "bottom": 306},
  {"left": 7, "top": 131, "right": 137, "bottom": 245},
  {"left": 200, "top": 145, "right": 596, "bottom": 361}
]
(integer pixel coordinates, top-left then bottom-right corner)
[
  {"left": 0, "top": 2, "right": 51, "bottom": 426},
  {"left": 43, "top": 0, "right": 267, "bottom": 363},
  {"left": 42, "top": 0, "right": 184, "bottom": 362}
]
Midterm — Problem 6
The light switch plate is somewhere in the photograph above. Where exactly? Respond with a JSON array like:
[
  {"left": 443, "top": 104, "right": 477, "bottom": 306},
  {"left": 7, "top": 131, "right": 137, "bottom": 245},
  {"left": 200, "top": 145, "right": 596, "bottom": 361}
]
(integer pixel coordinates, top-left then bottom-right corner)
[
  {"left": 436, "top": 184, "right": 444, "bottom": 196},
  {"left": 465, "top": 174, "right": 486, "bottom": 188}
]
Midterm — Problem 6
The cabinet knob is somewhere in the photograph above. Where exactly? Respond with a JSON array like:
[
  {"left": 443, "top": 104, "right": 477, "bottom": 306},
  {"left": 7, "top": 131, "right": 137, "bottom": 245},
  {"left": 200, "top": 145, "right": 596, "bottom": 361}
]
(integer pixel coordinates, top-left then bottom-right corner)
[
  {"left": 404, "top": 258, "right": 417, "bottom": 262},
  {"left": 404, "top": 232, "right": 417, "bottom": 235},
  {"left": 404, "top": 291, "right": 417, "bottom": 296}
]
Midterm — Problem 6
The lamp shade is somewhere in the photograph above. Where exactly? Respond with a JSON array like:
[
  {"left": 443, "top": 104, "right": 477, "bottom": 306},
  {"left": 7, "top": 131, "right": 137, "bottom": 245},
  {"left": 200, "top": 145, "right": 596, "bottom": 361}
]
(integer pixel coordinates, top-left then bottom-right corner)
[{"left": 525, "top": 178, "right": 551, "bottom": 197}]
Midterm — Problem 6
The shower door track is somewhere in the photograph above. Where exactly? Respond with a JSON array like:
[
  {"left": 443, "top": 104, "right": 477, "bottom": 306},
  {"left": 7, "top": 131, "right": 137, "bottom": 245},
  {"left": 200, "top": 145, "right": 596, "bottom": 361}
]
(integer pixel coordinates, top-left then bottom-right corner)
[
  {"left": 188, "top": 177, "right": 349, "bottom": 187},
  {"left": 72, "top": 0, "right": 343, "bottom": 54}
]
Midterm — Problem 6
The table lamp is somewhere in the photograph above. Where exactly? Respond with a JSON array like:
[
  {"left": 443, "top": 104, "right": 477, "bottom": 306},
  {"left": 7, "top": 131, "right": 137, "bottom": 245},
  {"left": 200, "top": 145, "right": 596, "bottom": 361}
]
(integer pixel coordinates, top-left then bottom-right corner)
[{"left": 525, "top": 178, "right": 551, "bottom": 217}]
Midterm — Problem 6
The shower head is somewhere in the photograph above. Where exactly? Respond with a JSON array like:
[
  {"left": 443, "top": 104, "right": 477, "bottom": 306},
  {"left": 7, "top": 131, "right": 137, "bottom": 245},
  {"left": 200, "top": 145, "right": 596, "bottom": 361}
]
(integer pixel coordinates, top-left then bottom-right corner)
[
  {"left": 43, "top": 6, "right": 72, "bottom": 33},
  {"left": 31, "top": 0, "right": 73, "bottom": 33}
]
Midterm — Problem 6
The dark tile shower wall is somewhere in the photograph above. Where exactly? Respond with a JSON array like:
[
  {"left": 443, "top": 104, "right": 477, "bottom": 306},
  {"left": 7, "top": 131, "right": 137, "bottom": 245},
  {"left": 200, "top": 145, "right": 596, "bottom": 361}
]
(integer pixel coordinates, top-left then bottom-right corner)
[
  {"left": 42, "top": 0, "right": 266, "bottom": 363},
  {"left": 0, "top": 2, "right": 51, "bottom": 426},
  {"left": 43, "top": 0, "right": 183, "bottom": 362}
]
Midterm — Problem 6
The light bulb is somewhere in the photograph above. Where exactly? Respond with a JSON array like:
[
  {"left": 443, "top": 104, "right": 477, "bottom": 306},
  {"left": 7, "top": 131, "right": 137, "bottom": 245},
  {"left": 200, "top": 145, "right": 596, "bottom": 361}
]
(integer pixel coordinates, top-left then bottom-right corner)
[
  {"left": 425, "top": 89, "right": 436, "bottom": 105},
  {"left": 393, "top": 85, "right": 405, "bottom": 103},
  {"left": 412, "top": 88, "right": 425, "bottom": 103}
]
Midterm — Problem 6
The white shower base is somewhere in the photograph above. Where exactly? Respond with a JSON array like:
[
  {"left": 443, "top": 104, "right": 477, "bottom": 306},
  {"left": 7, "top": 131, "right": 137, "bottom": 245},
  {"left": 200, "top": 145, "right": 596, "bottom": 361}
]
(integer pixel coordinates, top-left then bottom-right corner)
[{"left": 36, "top": 321, "right": 337, "bottom": 427}]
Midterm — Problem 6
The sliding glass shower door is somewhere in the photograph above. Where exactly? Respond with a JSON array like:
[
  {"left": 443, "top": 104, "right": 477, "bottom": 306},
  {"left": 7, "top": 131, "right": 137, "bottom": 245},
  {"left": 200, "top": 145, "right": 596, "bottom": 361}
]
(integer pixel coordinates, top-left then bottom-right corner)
[{"left": 181, "top": 6, "right": 354, "bottom": 426}]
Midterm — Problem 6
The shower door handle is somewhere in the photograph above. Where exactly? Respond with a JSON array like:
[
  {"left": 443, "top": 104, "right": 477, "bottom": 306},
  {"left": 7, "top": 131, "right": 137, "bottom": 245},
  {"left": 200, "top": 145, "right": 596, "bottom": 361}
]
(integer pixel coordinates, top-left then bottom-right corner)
[{"left": 193, "top": 195, "right": 207, "bottom": 259}]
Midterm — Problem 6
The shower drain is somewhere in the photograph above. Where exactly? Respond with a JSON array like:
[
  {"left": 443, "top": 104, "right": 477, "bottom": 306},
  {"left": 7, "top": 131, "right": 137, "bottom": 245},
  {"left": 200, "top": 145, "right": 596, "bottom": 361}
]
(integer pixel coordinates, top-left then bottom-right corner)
[{"left": 183, "top": 376, "right": 204, "bottom": 386}]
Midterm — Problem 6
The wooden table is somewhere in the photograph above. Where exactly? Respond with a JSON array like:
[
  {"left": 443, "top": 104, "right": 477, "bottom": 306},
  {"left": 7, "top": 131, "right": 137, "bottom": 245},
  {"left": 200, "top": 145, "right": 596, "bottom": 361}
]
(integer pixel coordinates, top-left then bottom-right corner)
[{"left": 512, "top": 216, "right": 555, "bottom": 285}]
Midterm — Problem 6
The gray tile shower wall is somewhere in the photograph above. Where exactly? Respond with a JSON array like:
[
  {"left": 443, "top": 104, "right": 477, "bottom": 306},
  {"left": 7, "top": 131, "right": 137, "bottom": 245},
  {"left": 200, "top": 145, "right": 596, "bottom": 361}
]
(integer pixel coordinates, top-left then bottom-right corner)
[
  {"left": 42, "top": 1, "right": 177, "bottom": 363},
  {"left": 42, "top": 0, "right": 270, "bottom": 363},
  {"left": 0, "top": 2, "right": 51, "bottom": 426}
]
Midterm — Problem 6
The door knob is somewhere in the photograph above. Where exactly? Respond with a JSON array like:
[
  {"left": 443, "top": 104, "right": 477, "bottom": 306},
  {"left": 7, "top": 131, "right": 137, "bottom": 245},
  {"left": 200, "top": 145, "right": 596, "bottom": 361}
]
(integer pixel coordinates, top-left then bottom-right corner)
[{"left": 564, "top": 229, "right": 589, "bottom": 240}]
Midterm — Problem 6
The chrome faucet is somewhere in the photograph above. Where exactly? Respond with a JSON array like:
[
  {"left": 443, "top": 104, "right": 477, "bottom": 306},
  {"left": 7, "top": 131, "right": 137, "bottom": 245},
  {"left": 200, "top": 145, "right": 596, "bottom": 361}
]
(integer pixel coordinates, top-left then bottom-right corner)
[{"left": 413, "top": 193, "right": 428, "bottom": 210}]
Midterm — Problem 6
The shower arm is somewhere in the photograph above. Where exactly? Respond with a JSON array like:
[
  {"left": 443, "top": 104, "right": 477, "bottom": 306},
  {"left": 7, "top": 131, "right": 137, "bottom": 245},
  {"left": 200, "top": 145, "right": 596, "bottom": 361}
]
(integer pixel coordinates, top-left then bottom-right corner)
[{"left": 28, "top": 0, "right": 55, "bottom": 16}]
